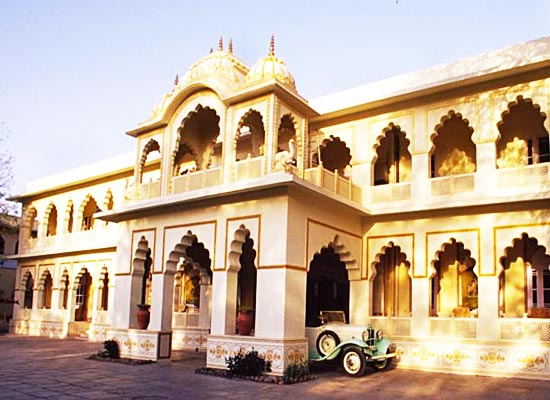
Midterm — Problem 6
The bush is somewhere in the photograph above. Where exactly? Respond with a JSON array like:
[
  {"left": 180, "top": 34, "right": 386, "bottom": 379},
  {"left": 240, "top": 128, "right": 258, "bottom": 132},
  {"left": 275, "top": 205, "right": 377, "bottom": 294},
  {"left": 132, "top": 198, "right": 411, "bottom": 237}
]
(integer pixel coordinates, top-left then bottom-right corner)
[
  {"left": 100, "top": 339, "right": 120, "bottom": 359},
  {"left": 283, "top": 362, "right": 310, "bottom": 383},
  {"left": 225, "top": 349, "right": 271, "bottom": 376}
]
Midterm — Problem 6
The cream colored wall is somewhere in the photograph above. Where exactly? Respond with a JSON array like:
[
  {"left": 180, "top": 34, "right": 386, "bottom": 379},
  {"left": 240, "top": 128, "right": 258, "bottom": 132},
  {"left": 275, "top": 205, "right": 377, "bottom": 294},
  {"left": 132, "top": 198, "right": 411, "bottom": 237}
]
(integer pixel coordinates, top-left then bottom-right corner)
[
  {"left": 364, "top": 207, "right": 550, "bottom": 340},
  {"left": 314, "top": 77, "right": 550, "bottom": 210}
]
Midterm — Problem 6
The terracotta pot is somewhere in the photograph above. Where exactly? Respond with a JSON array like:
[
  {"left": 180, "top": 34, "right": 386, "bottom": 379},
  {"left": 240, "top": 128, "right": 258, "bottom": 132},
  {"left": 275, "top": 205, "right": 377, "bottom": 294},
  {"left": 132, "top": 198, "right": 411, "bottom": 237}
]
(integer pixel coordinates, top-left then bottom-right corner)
[
  {"left": 137, "top": 304, "right": 150, "bottom": 330},
  {"left": 236, "top": 310, "right": 254, "bottom": 335}
]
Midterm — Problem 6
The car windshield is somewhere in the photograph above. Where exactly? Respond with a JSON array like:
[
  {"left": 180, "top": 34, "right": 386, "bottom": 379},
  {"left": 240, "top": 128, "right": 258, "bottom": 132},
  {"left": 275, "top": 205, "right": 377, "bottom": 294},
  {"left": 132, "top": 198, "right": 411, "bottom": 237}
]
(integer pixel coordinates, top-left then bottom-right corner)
[{"left": 320, "top": 311, "right": 346, "bottom": 324}]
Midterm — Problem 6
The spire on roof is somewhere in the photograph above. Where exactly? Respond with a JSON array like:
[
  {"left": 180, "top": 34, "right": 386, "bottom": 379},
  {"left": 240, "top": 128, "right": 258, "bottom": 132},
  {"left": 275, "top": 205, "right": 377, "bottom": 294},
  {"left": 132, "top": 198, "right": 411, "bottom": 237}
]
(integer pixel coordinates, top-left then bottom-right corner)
[
  {"left": 228, "top": 38, "right": 233, "bottom": 53},
  {"left": 174, "top": 74, "right": 179, "bottom": 87},
  {"left": 218, "top": 36, "right": 223, "bottom": 52},
  {"left": 269, "top": 35, "right": 275, "bottom": 56}
]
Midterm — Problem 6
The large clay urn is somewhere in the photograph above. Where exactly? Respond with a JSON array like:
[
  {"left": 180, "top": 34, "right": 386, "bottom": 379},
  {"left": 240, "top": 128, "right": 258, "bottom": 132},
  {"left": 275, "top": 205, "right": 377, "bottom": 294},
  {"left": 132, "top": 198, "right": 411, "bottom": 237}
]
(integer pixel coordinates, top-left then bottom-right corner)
[
  {"left": 236, "top": 309, "right": 254, "bottom": 335},
  {"left": 137, "top": 304, "right": 150, "bottom": 330}
]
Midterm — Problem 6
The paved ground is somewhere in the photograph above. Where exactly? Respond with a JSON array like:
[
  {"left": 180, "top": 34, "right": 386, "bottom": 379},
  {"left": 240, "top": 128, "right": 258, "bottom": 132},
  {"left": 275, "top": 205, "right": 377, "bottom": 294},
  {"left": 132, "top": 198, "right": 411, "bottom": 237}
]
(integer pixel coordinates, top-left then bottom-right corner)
[{"left": 1, "top": 335, "right": 550, "bottom": 399}]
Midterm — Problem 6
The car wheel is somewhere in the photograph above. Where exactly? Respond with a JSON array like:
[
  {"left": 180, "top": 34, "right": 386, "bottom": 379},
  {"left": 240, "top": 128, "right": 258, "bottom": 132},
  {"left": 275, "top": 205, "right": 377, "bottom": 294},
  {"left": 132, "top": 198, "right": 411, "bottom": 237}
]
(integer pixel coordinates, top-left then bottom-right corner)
[
  {"left": 373, "top": 350, "right": 393, "bottom": 371},
  {"left": 316, "top": 331, "right": 340, "bottom": 357},
  {"left": 341, "top": 346, "right": 367, "bottom": 377}
]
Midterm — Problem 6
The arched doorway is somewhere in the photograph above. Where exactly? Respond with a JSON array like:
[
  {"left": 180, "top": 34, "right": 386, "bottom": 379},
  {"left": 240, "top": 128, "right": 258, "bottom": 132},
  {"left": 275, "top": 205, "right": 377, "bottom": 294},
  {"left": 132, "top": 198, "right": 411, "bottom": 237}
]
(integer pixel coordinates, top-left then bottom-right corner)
[
  {"left": 306, "top": 246, "right": 349, "bottom": 327},
  {"left": 75, "top": 269, "right": 92, "bottom": 322}
]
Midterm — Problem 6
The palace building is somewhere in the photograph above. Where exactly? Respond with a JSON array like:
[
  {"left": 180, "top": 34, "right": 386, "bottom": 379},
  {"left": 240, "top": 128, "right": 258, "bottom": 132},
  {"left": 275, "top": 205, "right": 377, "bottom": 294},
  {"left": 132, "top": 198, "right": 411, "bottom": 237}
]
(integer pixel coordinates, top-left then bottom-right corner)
[{"left": 9, "top": 36, "right": 550, "bottom": 379}]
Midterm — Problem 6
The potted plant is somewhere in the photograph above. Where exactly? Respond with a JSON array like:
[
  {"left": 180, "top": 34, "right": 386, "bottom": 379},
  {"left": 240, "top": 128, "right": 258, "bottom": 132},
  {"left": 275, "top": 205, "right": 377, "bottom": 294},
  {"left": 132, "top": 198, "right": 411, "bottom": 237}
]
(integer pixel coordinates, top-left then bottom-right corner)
[
  {"left": 137, "top": 253, "right": 152, "bottom": 329},
  {"left": 236, "top": 306, "right": 255, "bottom": 335}
]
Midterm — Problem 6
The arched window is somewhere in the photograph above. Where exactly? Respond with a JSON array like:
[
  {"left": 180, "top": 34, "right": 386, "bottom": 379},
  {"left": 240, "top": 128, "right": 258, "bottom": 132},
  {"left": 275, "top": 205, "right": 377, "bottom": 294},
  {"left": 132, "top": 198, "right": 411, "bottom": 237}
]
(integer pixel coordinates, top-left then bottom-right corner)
[
  {"left": 46, "top": 204, "right": 57, "bottom": 236},
  {"left": 372, "top": 244, "right": 411, "bottom": 317},
  {"left": 81, "top": 196, "right": 100, "bottom": 231},
  {"left": 75, "top": 269, "right": 92, "bottom": 321},
  {"left": 43, "top": 272, "right": 53, "bottom": 309},
  {"left": 497, "top": 96, "right": 549, "bottom": 168},
  {"left": 100, "top": 270, "right": 109, "bottom": 311},
  {"left": 374, "top": 124, "right": 411, "bottom": 185},
  {"left": 236, "top": 110, "right": 265, "bottom": 161},
  {"left": 500, "top": 233, "right": 550, "bottom": 318},
  {"left": 306, "top": 246, "right": 349, "bottom": 327},
  {"left": 430, "top": 111, "right": 476, "bottom": 178},
  {"left": 67, "top": 202, "right": 74, "bottom": 233},
  {"left": 173, "top": 105, "right": 220, "bottom": 175},
  {"left": 24, "top": 273, "right": 34, "bottom": 309},
  {"left": 60, "top": 271, "right": 69, "bottom": 309},
  {"left": 430, "top": 240, "right": 477, "bottom": 317},
  {"left": 27, "top": 207, "right": 38, "bottom": 239}
]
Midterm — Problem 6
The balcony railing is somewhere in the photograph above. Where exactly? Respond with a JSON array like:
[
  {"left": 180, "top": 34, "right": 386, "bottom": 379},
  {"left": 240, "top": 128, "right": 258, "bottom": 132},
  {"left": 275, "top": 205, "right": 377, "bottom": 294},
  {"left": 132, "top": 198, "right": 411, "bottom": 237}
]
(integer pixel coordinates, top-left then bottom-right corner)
[
  {"left": 234, "top": 156, "right": 264, "bottom": 181},
  {"left": 497, "top": 162, "right": 549, "bottom": 189},
  {"left": 172, "top": 167, "right": 222, "bottom": 194},
  {"left": 431, "top": 173, "right": 475, "bottom": 196},
  {"left": 500, "top": 317, "right": 550, "bottom": 342},
  {"left": 369, "top": 316, "right": 411, "bottom": 337},
  {"left": 301, "top": 164, "right": 362, "bottom": 203},
  {"left": 429, "top": 317, "right": 477, "bottom": 339},
  {"left": 136, "top": 180, "right": 161, "bottom": 200},
  {"left": 371, "top": 182, "right": 411, "bottom": 203}
]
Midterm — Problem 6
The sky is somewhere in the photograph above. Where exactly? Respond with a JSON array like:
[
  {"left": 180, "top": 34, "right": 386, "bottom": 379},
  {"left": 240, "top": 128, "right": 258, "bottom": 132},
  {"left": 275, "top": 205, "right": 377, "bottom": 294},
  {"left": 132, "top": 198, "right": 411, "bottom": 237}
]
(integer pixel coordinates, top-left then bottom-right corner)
[{"left": 1, "top": 0, "right": 549, "bottom": 196}]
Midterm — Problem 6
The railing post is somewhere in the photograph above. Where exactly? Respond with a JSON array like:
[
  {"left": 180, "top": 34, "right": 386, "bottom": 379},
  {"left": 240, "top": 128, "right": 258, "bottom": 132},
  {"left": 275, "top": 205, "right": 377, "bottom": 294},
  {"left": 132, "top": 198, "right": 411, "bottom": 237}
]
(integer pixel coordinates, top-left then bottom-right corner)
[
  {"left": 317, "top": 162, "right": 323, "bottom": 186},
  {"left": 334, "top": 170, "right": 339, "bottom": 194}
]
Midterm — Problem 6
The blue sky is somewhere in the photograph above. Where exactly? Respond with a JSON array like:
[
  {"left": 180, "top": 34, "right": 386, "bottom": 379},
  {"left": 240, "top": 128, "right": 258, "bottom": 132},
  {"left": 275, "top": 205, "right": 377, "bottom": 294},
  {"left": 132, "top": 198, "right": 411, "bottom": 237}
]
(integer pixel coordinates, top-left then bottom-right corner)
[{"left": 1, "top": 0, "right": 549, "bottom": 194}]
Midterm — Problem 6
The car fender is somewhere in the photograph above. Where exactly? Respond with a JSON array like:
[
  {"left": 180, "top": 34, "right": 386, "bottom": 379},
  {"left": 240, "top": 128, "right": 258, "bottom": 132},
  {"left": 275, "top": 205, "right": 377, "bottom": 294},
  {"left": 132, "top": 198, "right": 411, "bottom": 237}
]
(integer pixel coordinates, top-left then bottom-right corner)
[
  {"left": 375, "top": 338, "right": 393, "bottom": 356},
  {"left": 315, "top": 339, "right": 370, "bottom": 361}
]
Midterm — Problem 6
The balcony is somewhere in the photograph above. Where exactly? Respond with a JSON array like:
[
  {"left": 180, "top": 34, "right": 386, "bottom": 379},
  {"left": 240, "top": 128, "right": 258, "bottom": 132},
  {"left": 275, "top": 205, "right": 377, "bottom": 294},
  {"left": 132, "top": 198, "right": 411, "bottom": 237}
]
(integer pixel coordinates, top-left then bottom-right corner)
[
  {"left": 172, "top": 167, "right": 222, "bottom": 194},
  {"left": 431, "top": 173, "right": 475, "bottom": 196},
  {"left": 497, "top": 163, "right": 549, "bottom": 190},
  {"left": 370, "top": 182, "right": 411, "bottom": 203},
  {"left": 301, "top": 165, "right": 362, "bottom": 203}
]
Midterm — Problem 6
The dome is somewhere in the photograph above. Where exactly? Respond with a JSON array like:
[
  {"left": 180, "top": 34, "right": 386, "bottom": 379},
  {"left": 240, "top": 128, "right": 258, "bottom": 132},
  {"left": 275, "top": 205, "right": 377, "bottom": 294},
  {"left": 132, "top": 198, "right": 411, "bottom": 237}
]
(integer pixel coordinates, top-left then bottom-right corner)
[
  {"left": 182, "top": 38, "right": 249, "bottom": 86},
  {"left": 246, "top": 36, "right": 296, "bottom": 92}
]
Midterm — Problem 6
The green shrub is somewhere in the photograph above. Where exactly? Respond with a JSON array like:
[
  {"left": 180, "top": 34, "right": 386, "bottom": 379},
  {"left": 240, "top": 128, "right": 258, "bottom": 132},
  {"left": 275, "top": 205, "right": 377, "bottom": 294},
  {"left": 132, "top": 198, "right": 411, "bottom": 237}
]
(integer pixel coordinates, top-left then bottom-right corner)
[
  {"left": 283, "top": 362, "right": 310, "bottom": 383},
  {"left": 101, "top": 339, "right": 120, "bottom": 359},
  {"left": 225, "top": 349, "right": 271, "bottom": 376}
]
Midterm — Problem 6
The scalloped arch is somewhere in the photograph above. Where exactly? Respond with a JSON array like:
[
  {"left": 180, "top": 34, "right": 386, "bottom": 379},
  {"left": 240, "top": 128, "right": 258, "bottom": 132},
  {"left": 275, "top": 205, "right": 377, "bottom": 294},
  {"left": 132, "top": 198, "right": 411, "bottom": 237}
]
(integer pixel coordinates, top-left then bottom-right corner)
[
  {"left": 429, "top": 238, "right": 476, "bottom": 279},
  {"left": 166, "top": 230, "right": 200, "bottom": 273},
  {"left": 308, "top": 235, "right": 359, "bottom": 275},
  {"left": 319, "top": 135, "right": 352, "bottom": 175},
  {"left": 103, "top": 189, "right": 114, "bottom": 211},
  {"left": 42, "top": 202, "right": 57, "bottom": 234},
  {"left": 228, "top": 224, "right": 251, "bottom": 272},
  {"left": 499, "top": 232, "right": 550, "bottom": 272},
  {"left": 23, "top": 205, "right": 37, "bottom": 228},
  {"left": 429, "top": 110, "right": 474, "bottom": 154},
  {"left": 369, "top": 241, "right": 412, "bottom": 281},
  {"left": 372, "top": 123, "right": 411, "bottom": 163},
  {"left": 172, "top": 104, "right": 220, "bottom": 174},
  {"left": 497, "top": 96, "right": 546, "bottom": 130},
  {"left": 73, "top": 267, "right": 91, "bottom": 286},
  {"left": 21, "top": 270, "right": 34, "bottom": 289},
  {"left": 138, "top": 139, "right": 161, "bottom": 179},
  {"left": 37, "top": 269, "right": 52, "bottom": 290},
  {"left": 132, "top": 236, "right": 150, "bottom": 275}
]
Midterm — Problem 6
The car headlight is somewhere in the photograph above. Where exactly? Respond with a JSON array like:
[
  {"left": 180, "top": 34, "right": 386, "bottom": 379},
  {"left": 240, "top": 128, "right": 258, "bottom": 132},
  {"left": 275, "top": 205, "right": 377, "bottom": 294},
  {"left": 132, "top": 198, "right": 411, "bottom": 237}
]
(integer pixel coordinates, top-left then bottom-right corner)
[
  {"left": 376, "top": 329, "right": 383, "bottom": 340},
  {"left": 362, "top": 329, "right": 369, "bottom": 342}
]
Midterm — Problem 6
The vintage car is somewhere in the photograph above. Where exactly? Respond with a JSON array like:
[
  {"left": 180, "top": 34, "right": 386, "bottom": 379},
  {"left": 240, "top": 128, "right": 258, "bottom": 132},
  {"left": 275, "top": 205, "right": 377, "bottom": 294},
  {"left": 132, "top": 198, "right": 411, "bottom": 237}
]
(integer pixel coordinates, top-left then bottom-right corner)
[{"left": 306, "top": 311, "right": 396, "bottom": 377}]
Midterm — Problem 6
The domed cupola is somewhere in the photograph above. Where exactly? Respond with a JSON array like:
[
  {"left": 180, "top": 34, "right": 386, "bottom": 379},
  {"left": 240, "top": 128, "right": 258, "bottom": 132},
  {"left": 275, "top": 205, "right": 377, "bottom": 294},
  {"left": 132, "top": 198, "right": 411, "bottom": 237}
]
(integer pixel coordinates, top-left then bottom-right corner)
[
  {"left": 182, "top": 37, "right": 249, "bottom": 87},
  {"left": 246, "top": 36, "right": 297, "bottom": 92}
]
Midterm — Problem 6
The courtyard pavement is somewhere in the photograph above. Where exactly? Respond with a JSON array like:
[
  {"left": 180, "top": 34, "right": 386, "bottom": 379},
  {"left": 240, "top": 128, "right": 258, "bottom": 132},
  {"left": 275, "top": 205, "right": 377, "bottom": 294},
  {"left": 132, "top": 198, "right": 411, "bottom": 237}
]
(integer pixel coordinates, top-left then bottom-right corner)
[{"left": 1, "top": 334, "right": 550, "bottom": 399}]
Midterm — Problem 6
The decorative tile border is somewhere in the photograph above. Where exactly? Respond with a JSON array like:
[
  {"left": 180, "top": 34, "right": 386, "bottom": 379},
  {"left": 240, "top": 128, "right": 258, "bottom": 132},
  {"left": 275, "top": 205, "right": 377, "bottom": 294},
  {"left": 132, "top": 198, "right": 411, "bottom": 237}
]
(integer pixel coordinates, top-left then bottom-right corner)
[
  {"left": 106, "top": 328, "right": 172, "bottom": 361},
  {"left": 394, "top": 340, "right": 550, "bottom": 379},
  {"left": 172, "top": 327, "right": 209, "bottom": 350},
  {"left": 10, "top": 320, "right": 66, "bottom": 338},
  {"left": 207, "top": 335, "right": 308, "bottom": 375}
]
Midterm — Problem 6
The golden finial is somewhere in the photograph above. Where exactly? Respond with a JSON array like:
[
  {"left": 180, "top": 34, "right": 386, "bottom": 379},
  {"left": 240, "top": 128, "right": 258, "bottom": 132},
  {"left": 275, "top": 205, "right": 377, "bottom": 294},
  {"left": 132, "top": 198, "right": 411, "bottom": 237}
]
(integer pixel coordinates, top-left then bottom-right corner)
[
  {"left": 174, "top": 74, "right": 179, "bottom": 87},
  {"left": 269, "top": 34, "right": 275, "bottom": 56},
  {"left": 209, "top": 47, "right": 213, "bottom": 54},
  {"left": 218, "top": 36, "right": 223, "bottom": 51},
  {"left": 228, "top": 38, "right": 233, "bottom": 53}
]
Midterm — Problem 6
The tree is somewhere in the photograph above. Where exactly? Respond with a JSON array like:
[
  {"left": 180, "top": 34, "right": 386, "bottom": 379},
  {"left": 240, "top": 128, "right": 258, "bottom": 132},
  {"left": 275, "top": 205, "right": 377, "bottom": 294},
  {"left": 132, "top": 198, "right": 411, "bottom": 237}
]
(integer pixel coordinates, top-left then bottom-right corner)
[{"left": 0, "top": 122, "right": 16, "bottom": 219}]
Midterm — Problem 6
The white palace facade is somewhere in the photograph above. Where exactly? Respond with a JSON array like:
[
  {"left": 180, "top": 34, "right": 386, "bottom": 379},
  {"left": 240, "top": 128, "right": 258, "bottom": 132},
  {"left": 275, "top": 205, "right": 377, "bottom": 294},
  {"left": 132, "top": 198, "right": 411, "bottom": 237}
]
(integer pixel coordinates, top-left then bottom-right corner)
[{"left": 9, "top": 36, "right": 550, "bottom": 379}]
